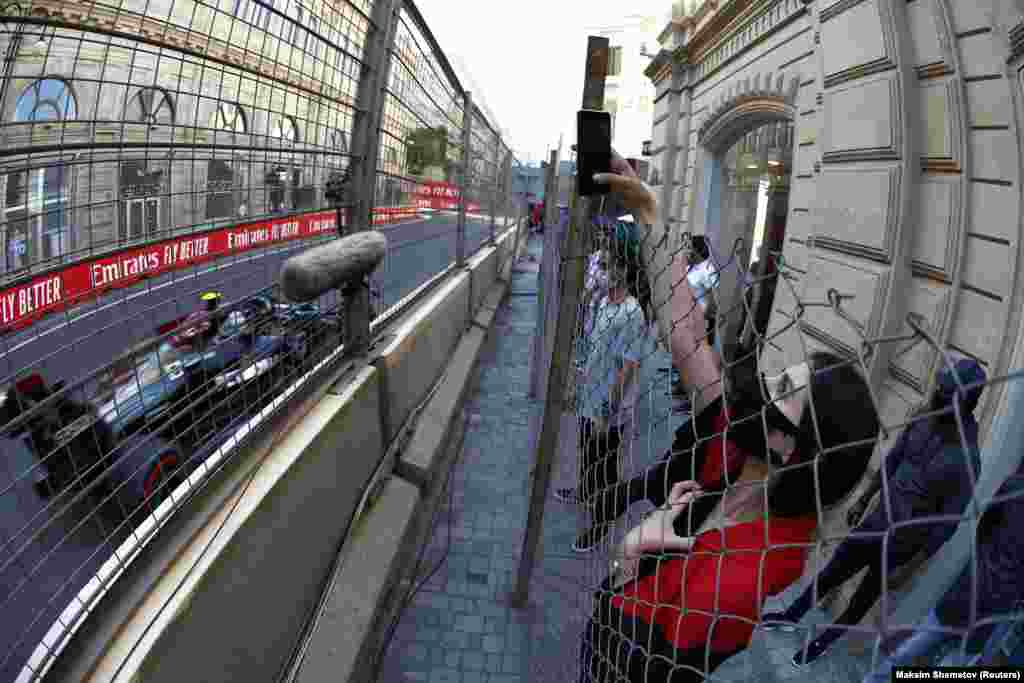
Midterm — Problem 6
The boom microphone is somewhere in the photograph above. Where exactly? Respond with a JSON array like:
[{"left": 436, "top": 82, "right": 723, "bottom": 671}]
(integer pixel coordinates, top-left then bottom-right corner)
[{"left": 280, "top": 231, "right": 387, "bottom": 302}]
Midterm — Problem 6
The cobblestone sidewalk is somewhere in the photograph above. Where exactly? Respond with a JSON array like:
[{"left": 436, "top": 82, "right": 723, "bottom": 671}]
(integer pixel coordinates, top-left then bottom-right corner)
[{"left": 378, "top": 233, "right": 875, "bottom": 683}]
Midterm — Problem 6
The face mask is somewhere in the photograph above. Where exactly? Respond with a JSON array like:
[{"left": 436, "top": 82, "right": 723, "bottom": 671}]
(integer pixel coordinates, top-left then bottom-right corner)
[{"left": 726, "top": 365, "right": 802, "bottom": 458}]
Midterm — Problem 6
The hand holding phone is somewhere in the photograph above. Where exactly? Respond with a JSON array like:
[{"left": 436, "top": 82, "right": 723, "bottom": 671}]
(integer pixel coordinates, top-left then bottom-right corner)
[{"left": 576, "top": 109, "right": 612, "bottom": 197}]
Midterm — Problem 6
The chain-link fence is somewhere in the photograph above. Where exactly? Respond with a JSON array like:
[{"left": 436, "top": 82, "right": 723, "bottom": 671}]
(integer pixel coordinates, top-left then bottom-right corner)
[
  {"left": 533, "top": 187, "right": 1024, "bottom": 682},
  {"left": 0, "top": 0, "right": 516, "bottom": 679}
]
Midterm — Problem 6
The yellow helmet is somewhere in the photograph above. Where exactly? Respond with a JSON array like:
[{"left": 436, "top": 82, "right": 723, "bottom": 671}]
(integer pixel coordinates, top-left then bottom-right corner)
[{"left": 201, "top": 291, "right": 223, "bottom": 311}]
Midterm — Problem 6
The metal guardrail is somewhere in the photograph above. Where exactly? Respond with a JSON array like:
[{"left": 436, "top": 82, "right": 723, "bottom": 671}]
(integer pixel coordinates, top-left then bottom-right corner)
[{"left": 0, "top": 0, "right": 517, "bottom": 679}]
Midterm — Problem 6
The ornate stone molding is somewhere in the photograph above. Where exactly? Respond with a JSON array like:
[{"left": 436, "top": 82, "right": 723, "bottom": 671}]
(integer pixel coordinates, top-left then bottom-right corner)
[
  {"left": 810, "top": 165, "right": 902, "bottom": 264},
  {"left": 644, "top": 45, "right": 689, "bottom": 85},
  {"left": 1011, "top": 20, "right": 1024, "bottom": 62},
  {"left": 800, "top": 252, "right": 892, "bottom": 353},
  {"left": 821, "top": 0, "right": 898, "bottom": 89},
  {"left": 697, "top": 71, "right": 800, "bottom": 145},
  {"left": 692, "top": 0, "right": 807, "bottom": 84},
  {"left": 821, "top": 76, "right": 902, "bottom": 164}
]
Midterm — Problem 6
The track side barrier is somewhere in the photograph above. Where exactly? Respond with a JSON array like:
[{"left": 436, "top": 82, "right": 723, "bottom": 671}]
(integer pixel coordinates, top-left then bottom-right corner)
[{"left": 39, "top": 221, "right": 527, "bottom": 683}]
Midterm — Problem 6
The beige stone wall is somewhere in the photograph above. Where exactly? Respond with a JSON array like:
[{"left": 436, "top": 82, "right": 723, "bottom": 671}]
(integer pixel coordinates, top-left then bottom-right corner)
[{"left": 649, "top": 0, "right": 1024, "bottom": 636}]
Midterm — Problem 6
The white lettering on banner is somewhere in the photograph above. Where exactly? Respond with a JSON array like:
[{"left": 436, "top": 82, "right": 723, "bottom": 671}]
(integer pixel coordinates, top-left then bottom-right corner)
[
  {"left": 92, "top": 246, "right": 197, "bottom": 288},
  {"left": 272, "top": 221, "right": 299, "bottom": 240},
  {"left": 177, "top": 237, "right": 209, "bottom": 261},
  {"left": 93, "top": 262, "right": 121, "bottom": 288},
  {"left": 228, "top": 227, "right": 271, "bottom": 251},
  {"left": 308, "top": 218, "right": 334, "bottom": 234},
  {"left": 1, "top": 291, "right": 15, "bottom": 324},
  {"left": 11, "top": 276, "right": 63, "bottom": 318}
]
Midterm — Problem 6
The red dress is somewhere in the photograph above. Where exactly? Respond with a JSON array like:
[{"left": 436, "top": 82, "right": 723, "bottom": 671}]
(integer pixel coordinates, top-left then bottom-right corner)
[{"left": 611, "top": 514, "right": 817, "bottom": 655}]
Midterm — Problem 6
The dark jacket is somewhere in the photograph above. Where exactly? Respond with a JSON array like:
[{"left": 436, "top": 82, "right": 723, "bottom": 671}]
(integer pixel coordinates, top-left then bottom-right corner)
[
  {"left": 857, "top": 359, "right": 985, "bottom": 568},
  {"left": 937, "top": 469, "right": 1024, "bottom": 630}
]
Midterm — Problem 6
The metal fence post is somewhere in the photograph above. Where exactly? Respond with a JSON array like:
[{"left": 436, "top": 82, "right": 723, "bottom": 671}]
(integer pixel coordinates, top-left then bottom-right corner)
[
  {"left": 512, "top": 192, "right": 588, "bottom": 607},
  {"left": 343, "top": 0, "right": 398, "bottom": 353},
  {"left": 528, "top": 149, "right": 559, "bottom": 400},
  {"left": 456, "top": 92, "right": 473, "bottom": 269},
  {"left": 490, "top": 136, "right": 500, "bottom": 245},
  {"left": 514, "top": 35, "right": 609, "bottom": 606},
  {"left": 510, "top": 189, "right": 524, "bottom": 272}
]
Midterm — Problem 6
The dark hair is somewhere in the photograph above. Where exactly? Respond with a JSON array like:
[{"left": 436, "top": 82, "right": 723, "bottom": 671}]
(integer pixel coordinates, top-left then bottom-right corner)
[
  {"left": 690, "top": 235, "right": 710, "bottom": 262},
  {"left": 767, "top": 352, "right": 881, "bottom": 518},
  {"left": 609, "top": 225, "right": 653, "bottom": 326}
]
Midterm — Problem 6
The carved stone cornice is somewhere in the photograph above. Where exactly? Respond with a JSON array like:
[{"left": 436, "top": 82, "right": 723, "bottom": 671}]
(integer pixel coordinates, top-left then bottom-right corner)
[
  {"left": 1011, "top": 20, "right": 1024, "bottom": 62},
  {"left": 690, "top": 0, "right": 808, "bottom": 84},
  {"left": 697, "top": 70, "right": 800, "bottom": 143},
  {"left": 644, "top": 45, "right": 689, "bottom": 85}
]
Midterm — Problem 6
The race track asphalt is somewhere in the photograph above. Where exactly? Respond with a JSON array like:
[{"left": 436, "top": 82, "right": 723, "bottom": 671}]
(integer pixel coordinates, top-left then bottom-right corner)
[{"left": 0, "top": 212, "right": 505, "bottom": 682}]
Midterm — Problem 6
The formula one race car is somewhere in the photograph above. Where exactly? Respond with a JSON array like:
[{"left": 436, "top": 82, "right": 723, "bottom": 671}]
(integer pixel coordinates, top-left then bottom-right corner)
[{"left": 0, "top": 290, "right": 338, "bottom": 515}]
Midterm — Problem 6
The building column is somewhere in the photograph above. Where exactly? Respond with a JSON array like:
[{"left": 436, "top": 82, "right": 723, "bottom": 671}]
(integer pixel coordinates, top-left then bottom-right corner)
[{"left": 671, "top": 63, "right": 693, "bottom": 247}]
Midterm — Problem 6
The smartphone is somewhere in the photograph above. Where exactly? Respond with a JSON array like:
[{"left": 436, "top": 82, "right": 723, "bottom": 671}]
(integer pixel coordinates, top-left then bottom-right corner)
[{"left": 576, "top": 109, "right": 612, "bottom": 197}]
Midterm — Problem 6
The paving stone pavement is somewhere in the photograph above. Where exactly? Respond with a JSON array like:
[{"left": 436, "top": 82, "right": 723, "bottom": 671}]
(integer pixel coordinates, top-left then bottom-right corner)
[{"left": 377, "top": 234, "right": 877, "bottom": 683}]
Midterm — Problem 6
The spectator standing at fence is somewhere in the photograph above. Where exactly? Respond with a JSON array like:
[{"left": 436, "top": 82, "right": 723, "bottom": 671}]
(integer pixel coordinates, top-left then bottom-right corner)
[
  {"left": 762, "top": 357, "right": 986, "bottom": 667},
  {"left": 686, "top": 235, "right": 719, "bottom": 314},
  {"left": 860, "top": 463, "right": 1024, "bottom": 681},
  {"left": 575, "top": 152, "right": 881, "bottom": 681},
  {"left": 577, "top": 232, "right": 610, "bottom": 365},
  {"left": 556, "top": 254, "right": 649, "bottom": 530}
]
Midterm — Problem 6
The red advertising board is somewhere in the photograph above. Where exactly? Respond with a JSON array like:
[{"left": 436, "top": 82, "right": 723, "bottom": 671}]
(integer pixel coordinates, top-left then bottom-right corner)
[
  {"left": 413, "top": 181, "right": 482, "bottom": 213},
  {"left": 0, "top": 211, "right": 344, "bottom": 334},
  {"left": 0, "top": 202, "right": 453, "bottom": 334}
]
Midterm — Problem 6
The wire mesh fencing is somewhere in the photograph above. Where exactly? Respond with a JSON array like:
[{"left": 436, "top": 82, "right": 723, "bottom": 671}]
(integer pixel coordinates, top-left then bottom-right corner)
[
  {"left": 546, "top": 198, "right": 1024, "bottom": 683},
  {"left": 0, "top": 0, "right": 516, "bottom": 680}
]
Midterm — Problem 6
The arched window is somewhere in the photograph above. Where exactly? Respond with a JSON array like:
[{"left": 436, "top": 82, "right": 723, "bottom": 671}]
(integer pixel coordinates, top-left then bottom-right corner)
[
  {"left": 211, "top": 102, "right": 246, "bottom": 133},
  {"left": 15, "top": 78, "right": 76, "bottom": 121},
  {"left": 714, "top": 119, "right": 794, "bottom": 351},
  {"left": 271, "top": 116, "right": 298, "bottom": 143},
  {"left": 5, "top": 80, "right": 75, "bottom": 271},
  {"left": 127, "top": 88, "right": 174, "bottom": 127}
]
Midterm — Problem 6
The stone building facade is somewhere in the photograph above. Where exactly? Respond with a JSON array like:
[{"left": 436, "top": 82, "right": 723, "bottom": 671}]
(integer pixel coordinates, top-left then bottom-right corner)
[{"left": 645, "top": 0, "right": 1024, "bottom": 634}]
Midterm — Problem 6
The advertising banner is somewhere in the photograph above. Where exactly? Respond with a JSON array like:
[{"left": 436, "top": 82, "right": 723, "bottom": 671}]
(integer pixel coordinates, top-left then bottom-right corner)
[
  {"left": 0, "top": 211, "right": 347, "bottom": 333},
  {"left": 0, "top": 201, "right": 457, "bottom": 334},
  {"left": 413, "top": 181, "right": 482, "bottom": 213}
]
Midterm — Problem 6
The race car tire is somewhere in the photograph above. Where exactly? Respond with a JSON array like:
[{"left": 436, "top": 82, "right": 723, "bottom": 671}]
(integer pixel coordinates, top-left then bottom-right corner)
[
  {"left": 111, "top": 435, "right": 185, "bottom": 516},
  {"left": 142, "top": 449, "right": 186, "bottom": 515}
]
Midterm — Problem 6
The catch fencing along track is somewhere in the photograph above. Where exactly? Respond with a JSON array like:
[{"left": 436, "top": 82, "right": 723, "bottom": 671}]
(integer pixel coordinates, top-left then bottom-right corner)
[{"left": 0, "top": 0, "right": 518, "bottom": 679}]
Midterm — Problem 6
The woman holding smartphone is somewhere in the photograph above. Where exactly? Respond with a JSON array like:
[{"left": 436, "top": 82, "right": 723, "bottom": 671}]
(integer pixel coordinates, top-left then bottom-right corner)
[{"left": 576, "top": 152, "right": 881, "bottom": 682}]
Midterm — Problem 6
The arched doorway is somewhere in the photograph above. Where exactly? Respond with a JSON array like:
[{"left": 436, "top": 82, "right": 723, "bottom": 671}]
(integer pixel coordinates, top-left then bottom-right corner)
[
  {"left": 699, "top": 115, "right": 794, "bottom": 362},
  {"left": 717, "top": 120, "right": 794, "bottom": 355}
]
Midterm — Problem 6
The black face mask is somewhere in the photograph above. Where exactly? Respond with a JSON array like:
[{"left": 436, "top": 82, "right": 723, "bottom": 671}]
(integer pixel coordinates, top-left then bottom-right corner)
[{"left": 726, "top": 366, "right": 802, "bottom": 457}]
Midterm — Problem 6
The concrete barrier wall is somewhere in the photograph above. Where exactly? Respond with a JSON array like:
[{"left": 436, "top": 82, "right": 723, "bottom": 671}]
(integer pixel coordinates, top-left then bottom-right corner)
[
  {"left": 375, "top": 273, "right": 472, "bottom": 446},
  {"left": 59, "top": 222, "right": 528, "bottom": 683}
]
